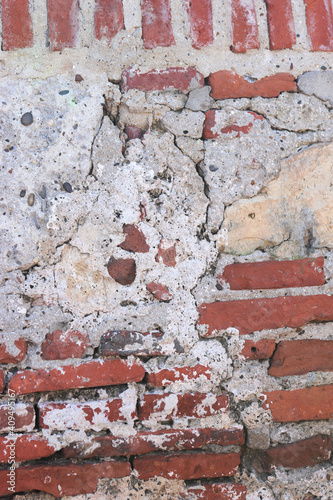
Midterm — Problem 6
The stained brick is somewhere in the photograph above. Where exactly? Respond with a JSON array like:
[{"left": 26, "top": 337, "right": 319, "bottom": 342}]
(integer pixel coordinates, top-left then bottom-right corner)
[
  {"left": 122, "top": 67, "right": 204, "bottom": 94},
  {"left": 118, "top": 224, "right": 149, "bottom": 253},
  {"left": 203, "top": 110, "right": 263, "bottom": 139},
  {"left": 39, "top": 398, "right": 136, "bottom": 430},
  {"left": 63, "top": 427, "right": 245, "bottom": 458},
  {"left": 8, "top": 358, "right": 144, "bottom": 395},
  {"left": 138, "top": 393, "right": 229, "bottom": 421},
  {"left": 0, "top": 403, "right": 35, "bottom": 433},
  {"left": 208, "top": 71, "right": 296, "bottom": 99},
  {"left": 0, "top": 338, "right": 27, "bottom": 364},
  {"left": 95, "top": 0, "right": 124, "bottom": 43},
  {"left": 0, "top": 461, "right": 131, "bottom": 497},
  {"left": 107, "top": 256, "right": 136, "bottom": 285},
  {"left": 99, "top": 330, "right": 182, "bottom": 357},
  {"left": 261, "top": 385, "right": 333, "bottom": 422},
  {"left": 241, "top": 339, "right": 276, "bottom": 360},
  {"left": 198, "top": 295, "right": 333, "bottom": 336},
  {"left": 41, "top": 330, "right": 89, "bottom": 360},
  {"left": 265, "top": 0, "right": 296, "bottom": 50},
  {"left": 156, "top": 238, "right": 177, "bottom": 266},
  {"left": 231, "top": 0, "right": 260, "bottom": 53},
  {"left": 48, "top": 0, "right": 79, "bottom": 51},
  {"left": 260, "top": 435, "right": 332, "bottom": 471},
  {"left": 125, "top": 124, "right": 146, "bottom": 140},
  {"left": 146, "top": 282, "right": 173, "bottom": 302},
  {"left": 186, "top": 483, "right": 247, "bottom": 500},
  {"left": 141, "top": 0, "right": 174, "bottom": 49},
  {"left": 133, "top": 452, "right": 240, "bottom": 480},
  {"left": 304, "top": 0, "right": 333, "bottom": 51},
  {"left": 146, "top": 364, "right": 211, "bottom": 387},
  {"left": 269, "top": 339, "right": 333, "bottom": 377},
  {"left": 220, "top": 257, "right": 325, "bottom": 290},
  {"left": 0, "top": 434, "right": 56, "bottom": 463},
  {"left": 1, "top": 0, "right": 33, "bottom": 51},
  {"left": 186, "top": 0, "right": 214, "bottom": 49}
]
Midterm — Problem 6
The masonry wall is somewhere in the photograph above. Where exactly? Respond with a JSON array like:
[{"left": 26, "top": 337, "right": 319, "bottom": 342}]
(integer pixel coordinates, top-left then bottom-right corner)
[{"left": 0, "top": 1, "right": 333, "bottom": 499}]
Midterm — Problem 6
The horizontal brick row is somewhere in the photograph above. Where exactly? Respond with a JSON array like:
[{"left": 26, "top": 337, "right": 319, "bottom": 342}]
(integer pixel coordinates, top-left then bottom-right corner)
[
  {"left": 0, "top": 434, "right": 56, "bottom": 463},
  {"left": 146, "top": 364, "right": 211, "bottom": 386}
]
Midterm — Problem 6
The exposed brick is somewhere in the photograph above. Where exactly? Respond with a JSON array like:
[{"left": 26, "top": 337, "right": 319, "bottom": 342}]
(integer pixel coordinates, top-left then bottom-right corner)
[
  {"left": 261, "top": 385, "right": 333, "bottom": 422},
  {"left": 1, "top": 0, "right": 33, "bottom": 51},
  {"left": 0, "top": 403, "right": 35, "bottom": 433},
  {"left": 304, "top": 0, "right": 333, "bottom": 51},
  {"left": 220, "top": 257, "right": 325, "bottom": 290},
  {"left": 203, "top": 110, "right": 263, "bottom": 139},
  {"left": 0, "top": 434, "right": 56, "bottom": 463},
  {"left": 208, "top": 71, "right": 296, "bottom": 99},
  {"left": 133, "top": 452, "right": 240, "bottom": 480},
  {"left": 41, "top": 330, "right": 89, "bottom": 360},
  {"left": 156, "top": 238, "right": 177, "bottom": 267},
  {"left": 231, "top": 0, "right": 260, "bottom": 53},
  {"left": 95, "top": 0, "right": 124, "bottom": 44},
  {"left": 138, "top": 393, "right": 229, "bottom": 421},
  {"left": 118, "top": 224, "right": 150, "bottom": 253},
  {"left": 48, "top": 0, "right": 79, "bottom": 51},
  {"left": 8, "top": 358, "right": 144, "bottom": 395},
  {"left": 185, "top": 0, "right": 214, "bottom": 49},
  {"left": 141, "top": 0, "right": 175, "bottom": 49},
  {"left": 99, "top": 330, "right": 182, "bottom": 357},
  {"left": 146, "top": 364, "right": 211, "bottom": 387},
  {"left": 265, "top": 0, "right": 296, "bottom": 50},
  {"left": 198, "top": 295, "right": 333, "bottom": 337},
  {"left": 0, "top": 370, "right": 4, "bottom": 393},
  {"left": 269, "top": 339, "right": 333, "bottom": 377},
  {"left": 125, "top": 125, "right": 146, "bottom": 141},
  {"left": 0, "top": 461, "right": 131, "bottom": 497},
  {"left": 240, "top": 339, "right": 276, "bottom": 360},
  {"left": 107, "top": 256, "right": 136, "bottom": 285},
  {"left": 121, "top": 67, "right": 204, "bottom": 94},
  {"left": 39, "top": 398, "right": 136, "bottom": 430},
  {"left": 146, "top": 282, "right": 173, "bottom": 302},
  {"left": 186, "top": 483, "right": 247, "bottom": 500},
  {"left": 260, "top": 435, "right": 332, "bottom": 471},
  {"left": 63, "top": 427, "right": 245, "bottom": 458},
  {"left": 0, "top": 338, "right": 27, "bottom": 364}
]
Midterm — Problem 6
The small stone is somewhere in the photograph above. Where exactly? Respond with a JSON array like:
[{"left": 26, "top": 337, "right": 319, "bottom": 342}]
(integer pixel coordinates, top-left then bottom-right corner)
[
  {"left": 21, "top": 112, "right": 33, "bottom": 126},
  {"left": 186, "top": 86, "right": 213, "bottom": 112},
  {"left": 63, "top": 182, "right": 73, "bottom": 193},
  {"left": 27, "top": 194, "right": 35, "bottom": 206},
  {"left": 59, "top": 90, "right": 69, "bottom": 96},
  {"left": 75, "top": 74, "right": 84, "bottom": 82},
  {"left": 20, "top": 190, "right": 26, "bottom": 198},
  {"left": 297, "top": 70, "right": 333, "bottom": 105},
  {"left": 39, "top": 185, "right": 46, "bottom": 199},
  {"left": 107, "top": 257, "right": 136, "bottom": 285}
]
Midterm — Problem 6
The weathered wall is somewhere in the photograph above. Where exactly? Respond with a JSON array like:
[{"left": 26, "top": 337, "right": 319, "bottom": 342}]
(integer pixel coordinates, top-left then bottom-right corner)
[{"left": 0, "top": 1, "right": 333, "bottom": 499}]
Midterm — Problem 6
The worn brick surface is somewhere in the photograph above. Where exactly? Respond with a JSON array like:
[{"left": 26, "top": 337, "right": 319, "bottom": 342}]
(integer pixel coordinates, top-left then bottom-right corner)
[
  {"left": 0, "top": 434, "right": 56, "bottom": 463},
  {"left": 261, "top": 385, "right": 333, "bottom": 422},
  {"left": 0, "top": 339, "right": 27, "bottom": 364},
  {"left": 203, "top": 110, "right": 263, "bottom": 139},
  {"left": 185, "top": 483, "right": 247, "bottom": 500},
  {"left": 95, "top": 0, "right": 124, "bottom": 43},
  {"left": 0, "top": 404, "right": 35, "bottom": 433},
  {"left": 241, "top": 339, "right": 276, "bottom": 360},
  {"left": 156, "top": 239, "right": 177, "bottom": 266},
  {"left": 47, "top": 0, "right": 79, "bottom": 50},
  {"left": 141, "top": 0, "right": 175, "bottom": 49},
  {"left": 41, "top": 330, "right": 89, "bottom": 360},
  {"left": 231, "top": 0, "right": 260, "bottom": 53},
  {"left": 186, "top": 0, "right": 214, "bottom": 49},
  {"left": 99, "top": 330, "right": 181, "bottom": 357},
  {"left": 147, "top": 364, "right": 211, "bottom": 387},
  {"left": 118, "top": 224, "right": 150, "bottom": 253},
  {"left": 146, "top": 282, "right": 173, "bottom": 302},
  {"left": 265, "top": 0, "right": 296, "bottom": 50},
  {"left": 304, "top": 0, "right": 333, "bottom": 51},
  {"left": 121, "top": 67, "right": 204, "bottom": 93},
  {"left": 1, "top": 0, "right": 33, "bottom": 50},
  {"left": 107, "top": 256, "right": 136, "bottom": 285}
]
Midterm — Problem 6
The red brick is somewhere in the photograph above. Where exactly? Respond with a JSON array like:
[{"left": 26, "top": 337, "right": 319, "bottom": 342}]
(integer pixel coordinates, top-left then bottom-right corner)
[
  {"left": 186, "top": 483, "right": 247, "bottom": 500},
  {"left": 156, "top": 238, "right": 177, "bottom": 266},
  {"left": 0, "top": 370, "right": 4, "bottom": 393},
  {"left": 8, "top": 358, "right": 144, "bottom": 395},
  {"left": 41, "top": 330, "right": 89, "bottom": 360},
  {"left": 125, "top": 125, "right": 146, "bottom": 140},
  {"left": 304, "top": 0, "right": 333, "bottom": 51},
  {"left": 0, "top": 461, "right": 131, "bottom": 497},
  {"left": 39, "top": 397, "right": 136, "bottom": 430},
  {"left": 198, "top": 294, "right": 333, "bottom": 337},
  {"left": 208, "top": 71, "right": 296, "bottom": 99},
  {"left": 147, "top": 364, "right": 211, "bottom": 387},
  {"left": 118, "top": 224, "right": 149, "bottom": 253},
  {"left": 95, "top": 0, "right": 124, "bottom": 43},
  {"left": 141, "top": 0, "right": 175, "bottom": 49},
  {"left": 231, "top": 0, "right": 260, "bottom": 53},
  {"left": 63, "top": 427, "right": 245, "bottom": 458},
  {"left": 269, "top": 339, "right": 333, "bottom": 377},
  {"left": 0, "top": 403, "right": 35, "bottom": 433},
  {"left": 48, "top": 0, "right": 79, "bottom": 51},
  {"left": 220, "top": 257, "right": 325, "bottom": 290},
  {"left": 0, "top": 338, "right": 27, "bottom": 364},
  {"left": 260, "top": 435, "right": 332, "bottom": 471},
  {"left": 122, "top": 67, "right": 204, "bottom": 94},
  {"left": 0, "top": 434, "right": 56, "bottom": 463},
  {"left": 261, "top": 385, "right": 333, "bottom": 422},
  {"left": 107, "top": 256, "right": 136, "bottom": 285},
  {"left": 99, "top": 330, "right": 182, "bottom": 357},
  {"left": 240, "top": 339, "right": 276, "bottom": 360},
  {"left": 185, "top": 0, "right": 214, "bottom": 49},
  {"left": 146, "top": 282, "right": 173, "bottom": 302},
  {"left": 134, "top": 452, "right": 240, "bottom": 480},
  {"left": 203, "top": 110, "right": 263, "bottom": 139},
  {"left": 265, "top": 0, "right": 296, "bottom": 50},
  {"left": 1, "top": 0, "right": 33, "bottom": 51},
  {"left": 138, "top": 393, "right": 229, "bottom": 421}
]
